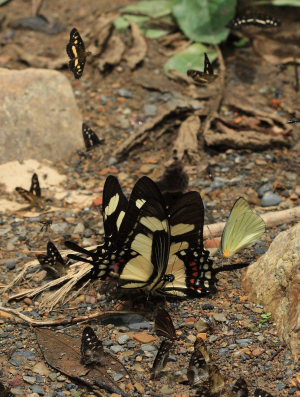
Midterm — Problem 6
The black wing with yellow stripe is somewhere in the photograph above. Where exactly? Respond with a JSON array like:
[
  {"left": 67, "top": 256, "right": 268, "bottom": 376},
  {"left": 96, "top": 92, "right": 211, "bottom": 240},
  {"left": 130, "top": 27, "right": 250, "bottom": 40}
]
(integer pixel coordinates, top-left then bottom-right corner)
[
  {"left": 187, "top": 53, "right": 217, "bottom": 84},
  {"left": 66, "top": 28, "right": 89, "bottom": 79}
]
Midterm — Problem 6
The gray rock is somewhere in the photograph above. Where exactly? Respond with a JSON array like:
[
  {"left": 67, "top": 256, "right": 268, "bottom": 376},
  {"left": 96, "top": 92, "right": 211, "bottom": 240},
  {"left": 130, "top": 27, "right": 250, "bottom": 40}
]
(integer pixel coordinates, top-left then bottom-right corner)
[
  {"left": 210, "top": 177, "right": 228, "bottom": 191},
  {"left": 112, "top": 373, "right": 124, "bottom": 381},
  {"left": 144, "top": 104, "right": 157, "bottom": 117},
  {"left": 261, "top": 192, "right": 281, "bottom": 207},
  {"left": 30, "top": 385, "right": 45, "bottom": 395},
  {"left": 141, "top": 344, "right": 157, "bottom": 352},
  {"left": 7, "top": 262, "right": 16, "bottom": 270},
  {"left": 73, "top": 222, "right": 85, "bottom": 234},
  {"left": 118, "top": 88, "right": 133, "bottom": 98},
  {"left": 257, "top": 183, "right": 273, "bottom": 197},
  {"left": 213, "top": 313, "right": 227, "bottom": 322},
  {"left": 50, "top": 222, "right": 69, "bottom": 233},
  {"left": 0, "top": 228, "right": 11, "bottom": 235},
  {"left": 110, "top": 345, "right": 125, "bottom": 353},
  {"left": 0, "top": 68, "right": 82, "bottom": 164},
  {"left": 118, "top": 334, "right": 130, "bottom": 345},
  {"left": 128, "top": 321, "right": 151, "bottom": 330},
  {"left": 23, "top": 375, "right": 36, "bottom": 384}
]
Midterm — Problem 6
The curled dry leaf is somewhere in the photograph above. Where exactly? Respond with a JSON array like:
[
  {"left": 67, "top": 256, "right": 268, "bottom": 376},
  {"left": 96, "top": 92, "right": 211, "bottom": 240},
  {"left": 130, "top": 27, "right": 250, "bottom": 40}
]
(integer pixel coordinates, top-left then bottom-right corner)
[
  {"left": 173, "top": 114, "right": 200, "bottom": 160},
  {"left": 253, "top": 38, "right": 300, "bottom": 64},
  {"left": 124, "top": 21, "right": 147, "bottom": 69},
  {"left": 96, "top": 33, "right": 125, "bottom": 71}
]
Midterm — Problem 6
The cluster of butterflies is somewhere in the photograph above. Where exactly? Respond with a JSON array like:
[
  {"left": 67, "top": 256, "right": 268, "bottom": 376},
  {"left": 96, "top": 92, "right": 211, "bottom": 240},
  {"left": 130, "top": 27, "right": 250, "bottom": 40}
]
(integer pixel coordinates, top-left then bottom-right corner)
[{"left": 55, "top": 171, "right": 266, "bottom": 299}]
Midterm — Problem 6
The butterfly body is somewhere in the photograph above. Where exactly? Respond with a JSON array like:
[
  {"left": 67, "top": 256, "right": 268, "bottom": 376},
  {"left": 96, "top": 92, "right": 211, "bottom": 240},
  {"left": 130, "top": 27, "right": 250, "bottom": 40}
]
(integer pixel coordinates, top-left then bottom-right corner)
[
  {"left": 66, "top": 28, "right": 91, "bottom": 79},
  {"left": 187, "top": 53, "right": 217, "bottom": 84}
]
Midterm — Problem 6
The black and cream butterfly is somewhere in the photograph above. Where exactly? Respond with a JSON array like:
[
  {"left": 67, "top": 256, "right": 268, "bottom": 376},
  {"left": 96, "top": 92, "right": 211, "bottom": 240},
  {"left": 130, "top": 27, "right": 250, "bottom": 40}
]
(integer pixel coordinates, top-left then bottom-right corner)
[
  {"left": 187, "top": 53, "right": 217, "bottom": 84},
  {"left": 81, "top": 326, "right": 105, "bottom": 366},
  {"left": 66, "top": 28, "right": 91, "bottom": 79},
  {"left": 37, "top": 241, "right": 67, "bottom": 278},
  {"left": 82, "top": 123, "right": 104, "bottom": 151},
  {"left": 229, "top": 14, "right": 281, "bottom": 29},
  {"left": 151, "top": 339, "right": 173, "bottom": 380},
  {"left": 15, "top": 173, "right": 44, "bottom": 208}
]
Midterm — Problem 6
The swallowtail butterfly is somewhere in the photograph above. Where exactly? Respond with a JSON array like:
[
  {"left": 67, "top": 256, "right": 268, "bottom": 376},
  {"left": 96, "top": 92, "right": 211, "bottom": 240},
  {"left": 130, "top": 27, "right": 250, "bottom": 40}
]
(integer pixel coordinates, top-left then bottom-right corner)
[
  {"left": 187, "top": 53, "right": 217, "bottom": 84},
  {"left": 151, "top": 339, "right": 173, "bottom": 380},
  {"left": 81, "top": 326, "right": 105, "bottom": 366},
  {"left": 37, "top": 241, "right": 67, "bottom": 278},
  {"left": 229, "top": 14, "right": 281, "bottom": 29},
  {"left": 15, "top": 173, "right": 44, "bottom": 208},
  {"left": 82, "top": 123, "right": 104, "bottom": 151},
  {"left": 154, "top": 308, "right": 176, "bottom": 340},
  {"left": 66, "top": 28, "right": 91, "bottom": 79}
]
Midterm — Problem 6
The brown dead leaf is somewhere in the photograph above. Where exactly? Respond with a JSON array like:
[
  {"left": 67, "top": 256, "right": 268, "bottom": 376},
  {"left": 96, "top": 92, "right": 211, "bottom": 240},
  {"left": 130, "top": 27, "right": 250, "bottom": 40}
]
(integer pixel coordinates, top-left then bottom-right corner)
[
  {"left": 35, "top": 328, "right": 135, "bottom": 397},
  {"left": 124, "top": 21, "right": 147, "bottom": 69},
  {"left": 253, "top": 38, "right": 300, "bottom": 64},
  {"left": 96, "top": 34, "right": 125, "bottom": 71},
  {"left": 173, "top": 114, "right": 200, "bottom": 160}
]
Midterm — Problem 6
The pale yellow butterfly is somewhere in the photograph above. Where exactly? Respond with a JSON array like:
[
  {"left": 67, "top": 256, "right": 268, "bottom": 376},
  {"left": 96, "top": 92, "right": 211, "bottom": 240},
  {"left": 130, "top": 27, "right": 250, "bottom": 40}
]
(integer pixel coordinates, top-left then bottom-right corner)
[{"left": 221, "top": 198, "right": 266, "bottom": 257}]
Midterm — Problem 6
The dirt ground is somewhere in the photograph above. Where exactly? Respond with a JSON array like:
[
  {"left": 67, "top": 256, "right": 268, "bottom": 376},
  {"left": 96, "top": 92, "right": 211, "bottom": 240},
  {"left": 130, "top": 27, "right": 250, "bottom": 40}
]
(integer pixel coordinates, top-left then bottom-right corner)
[{"left": 0, "top": 0, "right": 299, "bottom": 396}]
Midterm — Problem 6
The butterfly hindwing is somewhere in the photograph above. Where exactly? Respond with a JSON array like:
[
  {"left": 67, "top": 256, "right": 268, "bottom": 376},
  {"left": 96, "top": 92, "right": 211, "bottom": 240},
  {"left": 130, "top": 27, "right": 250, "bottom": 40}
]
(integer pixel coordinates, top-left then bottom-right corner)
[
  {"left": 151, "top": 339, "right": 173, "bottom": 380},
  {"left": 66, "top": 28, "right": 89, "bottom": 79},
  {"left": 37, "top": 241, "right": 66, "bottom": 278},
  {"left": 187, "top": 337, "right": 210, "bottom": 386},
  {"left": 81, "top": 326, "right": 105, "bottom": 366},
  {"left": 154, "top": 308, "right": 176, "bottom": 340}
]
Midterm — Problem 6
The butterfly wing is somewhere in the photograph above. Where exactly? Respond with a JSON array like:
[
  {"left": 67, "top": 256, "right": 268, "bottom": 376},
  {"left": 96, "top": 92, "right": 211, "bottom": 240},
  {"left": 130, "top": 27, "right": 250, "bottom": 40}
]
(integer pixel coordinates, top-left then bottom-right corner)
[
  {"left": 154, "top": 308, "right": 176, "bottom": 340},
  {"left": 221, "top": 198, "right": 266, "bottom": 257},
  {"left": 232, "top": 377, "right": 249, "bottom": 397},
  {"left": 229, "top": 14, "right": 280, "bottom": 28},
  {"left": 203, "top": 52, "right": 213, "bottom": 75},
  {"left": 187, "top": 338, "right": 210, "bottom": 386},
  {"left": 29, "top": 173, "right": 41, "bottom": 197},
  {"left": 82, "top": 123, "right": 103, "bottom": 151},
  {"left": 208, "top": 364, "right": 225, "bottom": 395},
  {"left": 187, "top": 53, "right": 217, "bottom": 84},
  {"left": 67, "top": 28, "right": 87, "bottom": 79},
  {"left": 151, "top": 340, "right": 173, "bottom": 380},
  {"left": 37, "top": 241, "right": 66, "bottom": 278},
  {"left": 81, "top": 326, "right": 105, "bottom": 366}
]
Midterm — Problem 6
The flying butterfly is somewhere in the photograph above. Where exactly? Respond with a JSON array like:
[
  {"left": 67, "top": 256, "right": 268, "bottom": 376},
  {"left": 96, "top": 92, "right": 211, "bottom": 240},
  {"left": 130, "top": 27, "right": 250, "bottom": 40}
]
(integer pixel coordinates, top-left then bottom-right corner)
[
  {"left": 15, "top": 173, "right": 44, "bottom": 209},
  {"left": 151, "top": 339, "right": 173, "bottom": 380},
  {"left": 0, "top": 381, "right": 15, "bottom": 397},
  {"left": 229, "top": 14, "right": 281, "bottom": 29},
  {"left": 36, "top": 241, "right": 67, "bottom": 278},
  {"left": 221, "top": 198, "right": 266, "bottom": 258},
  {"left": 82, "top": 123, "right": 104, "bottom": 151},
  {"left": 232, "top": 377, "right": 249, "bottom": 397},
  {"left": 66, "top": 28, "right": 91, "bottom": 79},
  {"left": 154, "top": 308, "right": 176, "bottom": 340},
  {"left": 81, "top": 326, "right": 105, "bottom": 366},
  {"left": 187, "top": 53, "right": 217, "bottom": 84}
]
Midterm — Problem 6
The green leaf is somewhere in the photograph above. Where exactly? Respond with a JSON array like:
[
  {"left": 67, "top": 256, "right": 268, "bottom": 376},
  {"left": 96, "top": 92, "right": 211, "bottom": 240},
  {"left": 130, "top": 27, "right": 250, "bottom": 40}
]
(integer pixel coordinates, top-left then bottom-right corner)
[
  {"left": 164, "top": 43, "right": 217, "bottom": 74},
  {"left": 115, "top": 14, "right": 170, "bottom": 38},
  {"left": 272, "top": 0, "right": 300, "bottom": 5},
  {"left": 124, "top": 0, "right": 173, "bottom": 18},
  {"left": 233, "top": 37, "right": 249, "bottom": 47},
  {"left": 172, "top": 0, "right": 237, "bottom": 44},
  {"left": 114, "top": 15, "right": 130, "bottom": 31}
]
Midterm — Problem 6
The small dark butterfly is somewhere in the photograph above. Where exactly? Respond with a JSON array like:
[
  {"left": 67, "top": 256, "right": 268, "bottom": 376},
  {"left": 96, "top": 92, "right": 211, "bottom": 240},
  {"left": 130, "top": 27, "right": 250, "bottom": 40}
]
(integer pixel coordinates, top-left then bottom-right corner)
[
  {"left": 0, "top": 381, "right": 15, "bottom": 397},
  {"left": 232, "top": 377, "right": 249, "bottom": 397},
  {"left": 254, "top": 389, "right": 275, "bottom": 397},
  {"left": 287, "top": 118, "right": 300, "bottom": 124},
  {"left": 151, "top": 339, "right": 173, "bottom": 380},
  {"left": 66, "top": 28, "right": 91, "bottom": 79},
  {"left": 36, "top": 241, "right": 67, "bottom": 278},
  {"left": 187, "top": 337, "right": 210, "bottom": 386},
  {"left": 82, "top": 123, "right": 104, "bottom": 151},
  {"left": 81, "top": 326, "right": 105, "bottom": 366},
  {"left": 154, "top": 308, "right": 176, "bottom": 340},
  {"left": 207, "top": 364, "right": 225, "bottom": 396},
  {"left": 187, "top": 53, "right": 217, "bottom": 84},
  {"left": 39, "top": 219, "right": 52, "bottom": 232},
  {"left": 229, "top": 14, "right": 281, "bottom": 29},
  {"left": 15, "top": 173, "right": 44, "bottom": 209}
]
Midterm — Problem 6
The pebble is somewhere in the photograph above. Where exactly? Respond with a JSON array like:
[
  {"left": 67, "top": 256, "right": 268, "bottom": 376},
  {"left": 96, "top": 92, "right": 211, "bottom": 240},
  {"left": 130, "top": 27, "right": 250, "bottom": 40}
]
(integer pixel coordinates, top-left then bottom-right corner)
[
  {"left": 261, "top": 192, "right": 281, "bottom": 207},
  {"left": 143, "top": 104, "right": 157, "bottom": 117},
  {"left": 112, "top": 373, "right": 124, "bottom": 381},
  {"left": 73, "top": 222, "right": 85, "bottom": 234},
  {"left": 118, "top": 88, "right": 133, "bottom": 98},
  {"left": 210, "top": 177, "right": 228, "bottom": 191},
  {"left": 23, "top": 375, "right": 36, "bottom": 384},
  {"left": 50, "top": 222, "right": 69, "bottom": 233},
  {"left": 30, "top": 385, "right": 45, "bottom": 395},
  {"left": 6, "top": 261, "right": 16, "bottom": 270},
  {"left": 257, "top": 183, "right": 273, "bottom": 197},
  {"left": 202, "top": 303, "right": 214, "bottom": 310},
  {"left": 141, "top": 344, "right": 157, "bottom": 352},
  {"left": 118, "top": 334, "right": 130, "bottom": 345},
  {"left": 128, "top": 321, "right": 151, "bottom": 330},
  {"left": 110, "top": 345, "right": 125, "bottom": 353},
  {"left": 213, "top": 313, "right": 227, "bottom": 322}
]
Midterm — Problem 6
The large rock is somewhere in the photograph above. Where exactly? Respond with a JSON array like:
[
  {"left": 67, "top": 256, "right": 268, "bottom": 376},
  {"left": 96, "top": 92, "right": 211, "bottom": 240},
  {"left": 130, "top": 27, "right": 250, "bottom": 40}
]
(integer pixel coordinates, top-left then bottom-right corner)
[
  {"left": 243, "top": 223, "right": 300, "bottom": 361},
  {"left": 0, "top": 68, "right": 82, "bottom": 163}
]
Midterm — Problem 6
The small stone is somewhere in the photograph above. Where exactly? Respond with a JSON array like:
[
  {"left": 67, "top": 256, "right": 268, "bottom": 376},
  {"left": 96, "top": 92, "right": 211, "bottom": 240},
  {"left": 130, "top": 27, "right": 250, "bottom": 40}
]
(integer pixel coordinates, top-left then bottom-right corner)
[
  {"left": 261, "top": 192, "right": 281, "bottom": 207},
  {"left": 118, "top": 334, "right": 130, "bottom": 345},
  {"left": 112, "top": 373, "right": 124, "bottom": 381},
  {"left": 7, "top": 262, "right": 16, "bottom": 270},
  {"left": 50, "top": 222, "right": 69, "bottom": 233},
  {"left": 213, "top": 313, "right": 227, "bottom": 322},
  {"left": 210, "top": 177, "right": 227, "bottom": 191},
  {"left": 110, "top": 345, "right": 124, "bottom": 353},
  {"left": 30, "top": 385, "right": 45, "bottom": 395},
  {"left": 257, "top": 183, "right": 273, "bottom": 197},
  {"left": 195, "top": 318, "right": 210, "bottom": 333},
  {"left": 23, "top": 375, "right": 36, "bottom": 384},
  {"left": 140, "top": 164, "right": 155, "bottom": 174},
  {"left": 132, "top": 332, "right": 156, "bottom": 344},
  {"left": 118, "top": 88, "right": 133, "bottom": 98},
  {"left": 141, "top": 344, "right": 157, "bottom": 352},
  {"left": 143, "top": 104, "right": 157, "bottom": 117},
  {"left": 73, "top": 222, "right": 85, "bottom": 234}
]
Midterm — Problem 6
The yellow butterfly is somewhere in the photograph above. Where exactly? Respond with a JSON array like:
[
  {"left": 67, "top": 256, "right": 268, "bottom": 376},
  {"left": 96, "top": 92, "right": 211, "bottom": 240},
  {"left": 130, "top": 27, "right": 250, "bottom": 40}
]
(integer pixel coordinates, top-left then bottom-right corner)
[{"left": 221, "top": 198, "right": 266, "bottom": 257}]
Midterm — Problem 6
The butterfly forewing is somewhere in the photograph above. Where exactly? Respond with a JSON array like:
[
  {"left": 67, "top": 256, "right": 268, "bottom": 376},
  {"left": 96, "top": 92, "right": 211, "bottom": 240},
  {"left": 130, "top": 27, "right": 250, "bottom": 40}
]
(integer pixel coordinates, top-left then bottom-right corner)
[
  {"left": 151, "top": 340, "right": 173, "bottom": 380},
  {"left": 29, "top": 173, "right": 41, "bottom": 197},
  {"left": 187, "top": 338, "right": 210, "bottom": 386},
  {"left": 66, "top": 28, "right": 89, "bottom": 79},
  {"left": 187, "top": 53, "right": 217, "bottom": 84},
  {"left": 154, "top": 308, "right": 176, "bottom": 340},
  {"left": 37, "top": 241, "right": 66, "bottom": 278},
  {"left": 82, "top": 123, "right": 104, "bottom": 151},
  {"left": 15, "top": 173, "right": 43, "bottom": 208},
  {"left": 221, "top": 198, "right": 265, "bottom": 257},
  {"left": 232, "top": 377, "right": 249, "bottom": 397},
  {"left": 81, "top": 326, "right": 105, "bottom": 366},
  {"left": 229, "top": 14, "right": 281, "bottom": 29}
]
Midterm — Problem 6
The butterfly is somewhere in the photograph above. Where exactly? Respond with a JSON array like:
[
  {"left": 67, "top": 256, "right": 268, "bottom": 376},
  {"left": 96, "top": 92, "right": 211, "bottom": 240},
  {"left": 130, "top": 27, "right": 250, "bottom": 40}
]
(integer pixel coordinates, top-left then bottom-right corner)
[
  {"left": 66, "top": 28, "right": 91, "bottom": 79},
  {"left": 221, "top": 198, "right": 265, "bottom": 258},
  {"left": 39, "top": 219, "right": 52, "bottom": 232},
  {"left": 154, "top": 308, "right": 176, "bottom": 340},
  {"left": 187, "top": 337, "right": 210, "bottom": 386},
  {"left": 232, "top": 377, "right": 249, "bottom": 397},
  {"left": 151, "top": 339, "right": 173, "bottom": 380},
  {"left": 187, "top": 53, "right": 217, "bottom": 84},
  {"left": 229, "top": 14, "right": 281, "bottom": 29},
  {"left": 82, "top": 123, "right": 104, "bottom": 151},
  {"left": 36, "top": 241, "right": 67, "bottom": 278},
  {"left": 81, "top": 326, "right": 105, "bottom": 366},
  {"left": 15, "top": 173, "right": 44, "bottom": 209},
  {"left": 0, "top": 381, "right": 15, "bottom": 397},
  {"left": 287, "top": 118, "right": 300, "bottom": 124}
]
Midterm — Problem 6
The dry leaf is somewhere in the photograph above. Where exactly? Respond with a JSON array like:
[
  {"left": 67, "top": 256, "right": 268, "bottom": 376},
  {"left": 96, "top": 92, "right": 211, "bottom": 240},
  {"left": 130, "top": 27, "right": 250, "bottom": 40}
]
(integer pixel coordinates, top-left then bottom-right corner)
[
  {"left": 173, "top": 114, "right": 200, "bottom": 160},
  {"left": 124, "top": 21, "right": 147, "bottom": 69}
]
